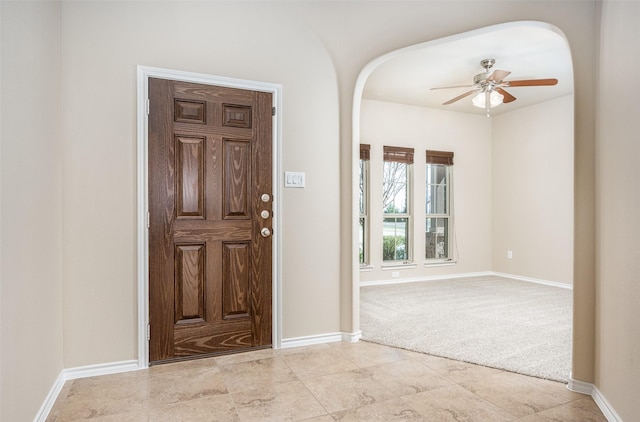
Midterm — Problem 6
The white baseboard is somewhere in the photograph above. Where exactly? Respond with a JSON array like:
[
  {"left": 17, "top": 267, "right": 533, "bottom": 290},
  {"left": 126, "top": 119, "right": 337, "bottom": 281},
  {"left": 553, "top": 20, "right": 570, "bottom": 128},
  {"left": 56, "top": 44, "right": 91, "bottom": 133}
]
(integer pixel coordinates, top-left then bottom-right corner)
[
  {"left": 280, "top": 331, "right": 361, "bottom": 349},
  {"left": 567, "top": 377, "right": 594, "bottom": 395},
  {"left": 342, "top": 331, "right": 362, "bottom": 343},
  {"left": 33, "top": 371, "right": 66, "bottom": 422},
  {"left": 567, "top": 378, "right": 623, "bottom": 422},
  {"left": 360, "top": 271, "right": 573, "bottom": 290},
  {"left": 33, "top": 360, "right": 141, "bottom": 422},
  {"left": 492, "top": 272, "right": 573, "bottom": 290},
  {"left": 592, "top": 386, "right": 624, "bottom": 422},
  {"left": 360, "top": 271, "right": 493, "bottom": 287},
  {"left": 63, "top": 359, "right": 140, "bottom": 380}
]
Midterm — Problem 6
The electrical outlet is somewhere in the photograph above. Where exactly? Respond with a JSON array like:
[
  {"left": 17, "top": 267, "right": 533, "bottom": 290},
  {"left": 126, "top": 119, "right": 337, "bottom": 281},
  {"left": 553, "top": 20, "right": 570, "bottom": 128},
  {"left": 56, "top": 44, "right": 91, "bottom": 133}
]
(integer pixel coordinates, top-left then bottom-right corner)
[
  {"left": 392, "top": 271, "right": 400, "bottom": 278},
  {"left": 507, "top": 250, "right": 513, "bottom": 259}
]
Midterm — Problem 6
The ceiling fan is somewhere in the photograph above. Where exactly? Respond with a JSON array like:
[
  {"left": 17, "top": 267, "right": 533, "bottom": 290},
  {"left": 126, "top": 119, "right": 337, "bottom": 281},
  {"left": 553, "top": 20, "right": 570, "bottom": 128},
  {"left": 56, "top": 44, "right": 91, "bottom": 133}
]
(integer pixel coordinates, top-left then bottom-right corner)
[{"left": 430, "top": 58, "right": 558, "bottom": 116}]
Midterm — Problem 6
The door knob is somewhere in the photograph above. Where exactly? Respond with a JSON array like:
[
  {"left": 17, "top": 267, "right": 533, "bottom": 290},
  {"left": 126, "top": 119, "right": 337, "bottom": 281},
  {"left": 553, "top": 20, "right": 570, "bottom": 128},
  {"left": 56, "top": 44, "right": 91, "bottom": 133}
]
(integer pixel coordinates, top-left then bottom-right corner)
[
  {"left": 261, "top": 194, "right": 270, "bottom": 202},
  {"left": 260, "top": 227, "right": 271, "bottom": 238}
]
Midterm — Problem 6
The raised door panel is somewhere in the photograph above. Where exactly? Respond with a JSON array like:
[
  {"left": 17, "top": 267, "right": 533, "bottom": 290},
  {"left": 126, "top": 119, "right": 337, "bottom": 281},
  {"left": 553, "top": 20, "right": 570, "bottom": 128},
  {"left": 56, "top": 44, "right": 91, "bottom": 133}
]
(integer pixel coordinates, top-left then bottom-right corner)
[
  {"left": 175, "top": 136, "right": 205, "bottom": 218},
  {"left": 175, "top": 99, "right": 206, "bottom": 124},
  {"left": 223, "top": 139, "right": 251, "bottom": 219},
  {"left": 174, "top": 244, "right": 205, "bottom": 324},
  {"left": 222, "top": 104, "right": 252, "bottom": 128},
  {"left": 222, "top": 242, "right": 251, "bottom": 320}
]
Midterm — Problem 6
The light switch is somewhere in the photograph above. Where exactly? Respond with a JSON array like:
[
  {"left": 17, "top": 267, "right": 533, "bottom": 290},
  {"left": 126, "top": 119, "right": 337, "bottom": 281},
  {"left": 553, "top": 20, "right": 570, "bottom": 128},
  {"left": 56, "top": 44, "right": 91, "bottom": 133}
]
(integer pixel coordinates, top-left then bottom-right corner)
[{"left": 284, "top": 171, "right": 305, "bottom": 188}]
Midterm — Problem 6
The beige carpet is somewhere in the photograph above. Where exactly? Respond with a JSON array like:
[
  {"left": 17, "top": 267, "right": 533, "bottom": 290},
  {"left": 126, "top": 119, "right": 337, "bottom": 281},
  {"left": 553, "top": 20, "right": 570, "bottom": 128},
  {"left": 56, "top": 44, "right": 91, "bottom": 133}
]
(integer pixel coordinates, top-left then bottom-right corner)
[{"left": 360, "top": 275, "right": 572, "bottom": 382}]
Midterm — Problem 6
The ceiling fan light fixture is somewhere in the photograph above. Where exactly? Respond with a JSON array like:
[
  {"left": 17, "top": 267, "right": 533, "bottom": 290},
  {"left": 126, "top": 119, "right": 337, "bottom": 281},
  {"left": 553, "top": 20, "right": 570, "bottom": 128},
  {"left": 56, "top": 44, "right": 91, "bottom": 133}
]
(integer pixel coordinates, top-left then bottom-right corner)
[{"left": 472, "top": 89, "right": 504, "bottom": 108}]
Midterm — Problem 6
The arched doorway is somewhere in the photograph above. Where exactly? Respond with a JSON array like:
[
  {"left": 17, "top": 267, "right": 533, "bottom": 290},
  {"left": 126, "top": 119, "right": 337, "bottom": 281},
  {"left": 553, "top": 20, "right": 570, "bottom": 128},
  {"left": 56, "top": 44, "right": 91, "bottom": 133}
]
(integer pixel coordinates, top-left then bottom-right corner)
[{"left": 352, "top": 21, "right": 575, "bottom": 382}]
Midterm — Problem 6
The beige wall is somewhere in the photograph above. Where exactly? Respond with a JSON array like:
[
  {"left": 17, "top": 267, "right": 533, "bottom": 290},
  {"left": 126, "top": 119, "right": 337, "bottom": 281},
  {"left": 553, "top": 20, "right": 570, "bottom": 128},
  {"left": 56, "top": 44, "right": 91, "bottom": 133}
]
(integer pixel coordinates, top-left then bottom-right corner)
[
  {"left": 360, "top": 96, "right": 574, "bottom": 286},
  {"left": 60, "top": 1, "right": 341, "bottom": 365},
  {"left": 596, "top": 1, "right": 640, "bottom": 419},
  {"left": 492, "top": 95, "right": 574, "bottom": 284},
  {"left": 0, "top": 2, "right": 64, "bottom": 421},
  {"left": 359, "top": 100, "right": 493, "bottom": 282},
  {"left": 1, "top": 1, "right": 611, "bottom": 420}
]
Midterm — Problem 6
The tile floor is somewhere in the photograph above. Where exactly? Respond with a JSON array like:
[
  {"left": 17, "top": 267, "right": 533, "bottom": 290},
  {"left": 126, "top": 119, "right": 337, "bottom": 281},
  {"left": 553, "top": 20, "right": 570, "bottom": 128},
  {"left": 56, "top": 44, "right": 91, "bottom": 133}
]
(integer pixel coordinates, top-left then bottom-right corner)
[{"left": 46, "top": 341, "right": 606, "bottom": 421}]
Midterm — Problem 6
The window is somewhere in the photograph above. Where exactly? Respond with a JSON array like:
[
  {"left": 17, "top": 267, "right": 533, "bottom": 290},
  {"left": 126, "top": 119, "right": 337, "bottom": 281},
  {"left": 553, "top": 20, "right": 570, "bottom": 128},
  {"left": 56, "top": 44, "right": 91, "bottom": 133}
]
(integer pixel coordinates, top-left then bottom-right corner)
[
  {"left": 359, "top": 144, "right": 370, "bottom": 266},
  {"left": 425, "top": 150, "right": 453, "bottom": 261},
  {"left": 383, "top": 146, "right": 413, "bottom": 262}
]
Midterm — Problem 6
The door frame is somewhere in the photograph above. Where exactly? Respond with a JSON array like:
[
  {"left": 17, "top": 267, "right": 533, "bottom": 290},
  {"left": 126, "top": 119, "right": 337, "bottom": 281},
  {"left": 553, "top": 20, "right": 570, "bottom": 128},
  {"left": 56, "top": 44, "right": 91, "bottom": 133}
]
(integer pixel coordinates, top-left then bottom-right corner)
[{"left": 136, "top": 65, "right": 282, "bottom": 368}]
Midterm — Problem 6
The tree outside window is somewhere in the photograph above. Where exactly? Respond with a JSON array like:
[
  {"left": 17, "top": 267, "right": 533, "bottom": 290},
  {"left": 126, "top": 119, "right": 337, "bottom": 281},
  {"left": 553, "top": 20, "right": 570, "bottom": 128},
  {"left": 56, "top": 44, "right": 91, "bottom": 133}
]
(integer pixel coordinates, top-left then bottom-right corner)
[{"left": 383, "top": 146, "right": 413, "bottom": 262}]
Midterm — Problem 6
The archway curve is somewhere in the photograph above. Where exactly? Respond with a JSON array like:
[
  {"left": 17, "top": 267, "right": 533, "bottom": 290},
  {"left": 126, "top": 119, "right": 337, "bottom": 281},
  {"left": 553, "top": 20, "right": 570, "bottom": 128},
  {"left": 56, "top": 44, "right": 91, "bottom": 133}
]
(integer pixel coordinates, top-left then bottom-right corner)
[{"left": 351, "top": 20, "right": 575, "bottom": 379}]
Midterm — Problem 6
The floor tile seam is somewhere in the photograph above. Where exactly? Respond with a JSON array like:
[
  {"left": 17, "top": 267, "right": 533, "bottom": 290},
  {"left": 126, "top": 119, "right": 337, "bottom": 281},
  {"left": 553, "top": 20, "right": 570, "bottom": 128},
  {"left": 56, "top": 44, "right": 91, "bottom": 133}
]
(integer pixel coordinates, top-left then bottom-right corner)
[
  {"left": 404, "top": 356, "right": 463, "bottom": 380},
  {"left": 228, "top": 379, "right": 331, "bottom": 422},
  {"left": 148, "top": 360, "right": 221, "bottom": 377},
  {"left": 443, "top": 371, "right": 506, "bottom": 389},
  {"left": 225, "top": 386, "right": 246, "bottom": 420},
  {"left": 286, "top": 366, "right": 359, "bottom": 380},
  {"left": 274, "top": 352, "right": 312, "bottom": 382},
  {"left": 562, "top": 390, "right": 593, "bottom": 404},
  {"left": 302, "top": 368, "right": 405, "bottom": 414},
  {"left": 529, "top": 395, "right": 603, "bottom": 417},
  {"left": 216, "top": 353, "right": 284, "bottom": 369},
  {"left": 446, "top": 381, "right": 523, "bottom": 419},
  {"left": 214, "top": 350, "right": 277, "bottom": 366},
  {"left": 295, "top": 377, "right": 337, "bottom": 418},
  {"left": 358, "top": 365, "right": 457, "bottom": 396},
  {"left": 406, "top": 361, "right": 482, "bottom": 387},
  {"left": 442, "top": 384, "right": 525, "bottom": 420},
  {"left": 216, "top": 355, "right": 299, "bottom": 394}
]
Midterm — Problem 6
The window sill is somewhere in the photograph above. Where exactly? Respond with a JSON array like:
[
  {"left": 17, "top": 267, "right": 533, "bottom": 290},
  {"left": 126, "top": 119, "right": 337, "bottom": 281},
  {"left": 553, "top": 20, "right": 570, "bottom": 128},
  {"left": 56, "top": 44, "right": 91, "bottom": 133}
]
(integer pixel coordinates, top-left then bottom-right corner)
[
  {"left": 359, "top": 265, "right": 373, "bottom": 272},
  {"left": 424, "top": 260, "right": 457, "bottom": 267},
  {"left": 381, "top": 262, "right": 417, "bottom": 270}
]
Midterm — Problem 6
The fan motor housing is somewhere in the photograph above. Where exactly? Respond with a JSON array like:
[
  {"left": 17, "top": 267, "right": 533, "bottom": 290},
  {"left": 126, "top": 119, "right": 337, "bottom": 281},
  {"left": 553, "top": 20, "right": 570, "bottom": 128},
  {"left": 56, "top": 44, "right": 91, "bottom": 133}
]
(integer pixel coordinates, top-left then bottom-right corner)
[
  {"left": 474, "top": 58, "right": 495, "bottom": 85},
  {"left": 474, "top": 73, "right": 488, "bottom": 85}
]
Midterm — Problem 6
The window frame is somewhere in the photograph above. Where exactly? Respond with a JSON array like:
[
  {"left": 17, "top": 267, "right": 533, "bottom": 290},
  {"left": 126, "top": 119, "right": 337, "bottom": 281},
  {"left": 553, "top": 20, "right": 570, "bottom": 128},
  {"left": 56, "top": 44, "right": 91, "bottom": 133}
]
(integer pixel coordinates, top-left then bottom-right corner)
[
  {"left": 359, "top": 144, "right": 371, "bottom": 267},
  {"left": 425, "top": 150, "right": 454, "bottom": 264},
  {"left": 382, "top": 146, "right": 414, "bottom": 265}
]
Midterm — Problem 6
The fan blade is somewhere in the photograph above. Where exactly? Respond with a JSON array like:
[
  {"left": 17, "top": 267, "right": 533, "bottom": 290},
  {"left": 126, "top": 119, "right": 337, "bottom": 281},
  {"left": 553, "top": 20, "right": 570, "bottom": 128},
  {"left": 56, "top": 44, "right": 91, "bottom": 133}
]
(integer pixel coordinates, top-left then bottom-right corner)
[
  {"left": 488, "top": 69, "right": 511, "bottom": 83},
  {"left": 507, "top": 78, "right": 558, "bottom": 87},
  {"left": 442, "top": 89, "right": 478, "bottom": 105},
  {"left": 430, "top": 84, "right": 474, "bottom": 90},
  {"left": 496, "top": 88, "right": 516, "bottom": 103}
]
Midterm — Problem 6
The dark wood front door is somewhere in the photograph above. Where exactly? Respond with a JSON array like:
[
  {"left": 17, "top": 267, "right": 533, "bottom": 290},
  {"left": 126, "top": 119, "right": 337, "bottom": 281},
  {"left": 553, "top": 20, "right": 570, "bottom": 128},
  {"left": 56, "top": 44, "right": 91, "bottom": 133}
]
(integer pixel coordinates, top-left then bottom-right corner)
[{"left": 148, "top": 78, "right": 272, "bottom": 363}]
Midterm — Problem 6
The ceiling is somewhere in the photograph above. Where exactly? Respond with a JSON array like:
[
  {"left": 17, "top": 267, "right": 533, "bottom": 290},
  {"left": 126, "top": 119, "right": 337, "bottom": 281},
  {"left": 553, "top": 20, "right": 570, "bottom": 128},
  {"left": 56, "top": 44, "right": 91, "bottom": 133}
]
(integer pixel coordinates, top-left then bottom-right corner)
[{"left": 362, "top": 22, "right": 574, "bottom": 116}]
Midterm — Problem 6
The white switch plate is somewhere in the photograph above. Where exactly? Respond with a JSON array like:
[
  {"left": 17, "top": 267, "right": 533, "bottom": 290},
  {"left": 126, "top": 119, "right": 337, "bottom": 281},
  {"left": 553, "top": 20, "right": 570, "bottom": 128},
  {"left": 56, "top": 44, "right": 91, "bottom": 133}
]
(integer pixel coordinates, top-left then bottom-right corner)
[
  {"left": 284, "top": 171, "right": 305, "bottom": 188},
  {"left": 507, "top": 250, "right": 513, "bottom": 259}
]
